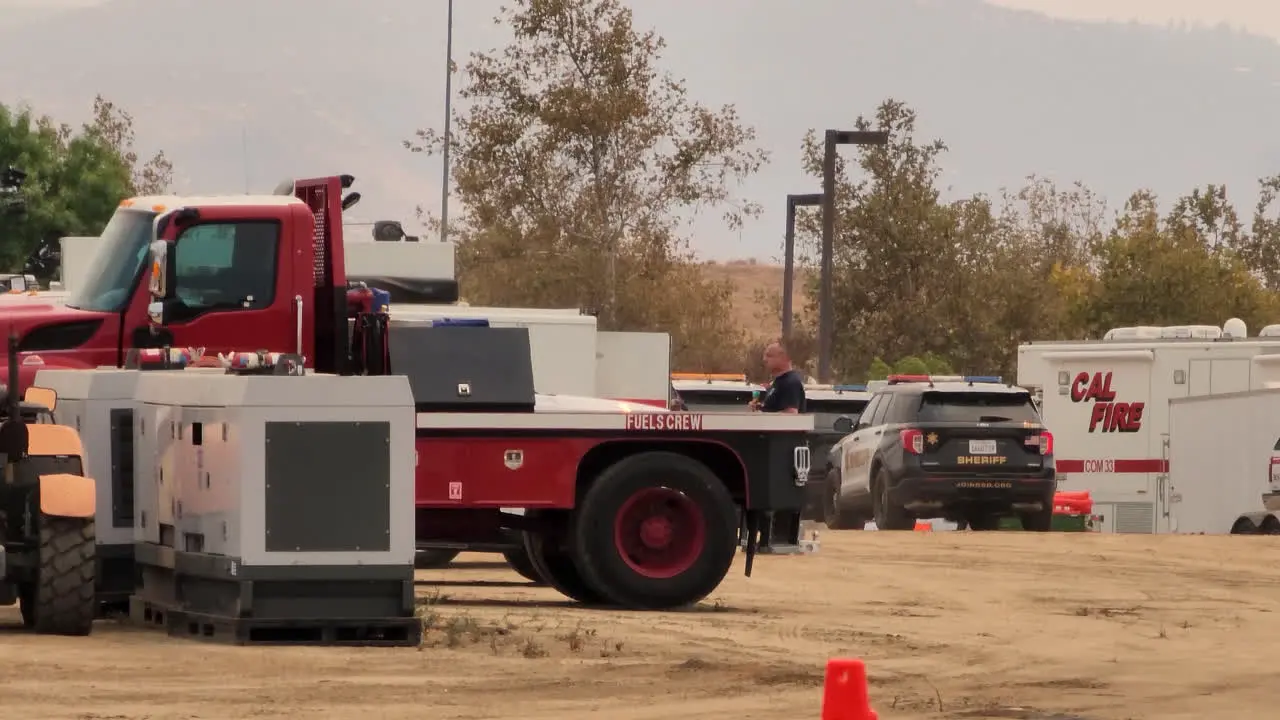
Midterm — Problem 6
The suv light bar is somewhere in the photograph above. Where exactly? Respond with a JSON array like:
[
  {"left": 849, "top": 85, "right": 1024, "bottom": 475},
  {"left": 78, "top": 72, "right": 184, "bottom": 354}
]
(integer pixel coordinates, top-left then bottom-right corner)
[{"left": 885, "top": 375, "right": 1004, "bottom": 385}]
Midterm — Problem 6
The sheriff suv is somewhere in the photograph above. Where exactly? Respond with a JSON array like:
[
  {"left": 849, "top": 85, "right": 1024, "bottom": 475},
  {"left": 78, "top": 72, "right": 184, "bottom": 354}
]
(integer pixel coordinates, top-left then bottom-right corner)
[{"left": 823, "top": 375, "right": 1055, "bottom": 531}]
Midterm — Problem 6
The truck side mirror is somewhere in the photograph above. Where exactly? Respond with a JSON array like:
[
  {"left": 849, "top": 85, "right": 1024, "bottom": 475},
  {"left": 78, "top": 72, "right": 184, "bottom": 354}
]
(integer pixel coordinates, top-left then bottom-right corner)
[
  {"left": 148, "top": 239, "right": 175, "bottom": 300},
  {"left": 834, "top": 416, "right": 854, "bottom": 434}
]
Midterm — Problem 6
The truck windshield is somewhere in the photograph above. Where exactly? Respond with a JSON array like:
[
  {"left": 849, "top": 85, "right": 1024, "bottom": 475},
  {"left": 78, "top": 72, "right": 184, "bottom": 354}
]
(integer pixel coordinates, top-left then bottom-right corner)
[
  {"left": 65, "top": 209, "right": 156, "bottom": 313},
  {"left": 917, "top": 391, "right": 1041, "bottom": 424}
]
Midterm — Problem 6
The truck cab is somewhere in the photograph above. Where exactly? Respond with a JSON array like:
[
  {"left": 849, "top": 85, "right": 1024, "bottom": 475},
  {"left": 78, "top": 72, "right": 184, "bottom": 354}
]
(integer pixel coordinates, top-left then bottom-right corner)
[
  {"left": 0, "top": 194, "right": 318, "bottom": 389},
  {"left": 0, "top": 177, "right": 669, "bottom": 405}
]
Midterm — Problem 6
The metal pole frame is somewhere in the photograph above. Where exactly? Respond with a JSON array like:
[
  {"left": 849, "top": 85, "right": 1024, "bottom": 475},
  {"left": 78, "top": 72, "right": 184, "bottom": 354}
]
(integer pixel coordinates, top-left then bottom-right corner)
[
  {"left": 782, "top": 193, "right": 822, "bottom": 343},
  {"left": 816, "top": 128, "right": 889, "bottom": 383},
  {"left": 439, "top": 0, "right": 456, "bottom": 244}
]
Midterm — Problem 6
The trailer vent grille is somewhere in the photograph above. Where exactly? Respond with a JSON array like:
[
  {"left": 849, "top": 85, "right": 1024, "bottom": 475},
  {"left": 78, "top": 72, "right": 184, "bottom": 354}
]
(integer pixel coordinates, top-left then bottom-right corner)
[{"left": 1114, "top": 502, "right": 1154, "bottom": 534}]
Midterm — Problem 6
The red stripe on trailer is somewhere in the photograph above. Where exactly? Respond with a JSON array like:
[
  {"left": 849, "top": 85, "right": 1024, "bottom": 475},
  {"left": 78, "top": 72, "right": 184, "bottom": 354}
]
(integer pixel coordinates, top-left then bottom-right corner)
[
  {"left": 1056, "top": 459, "right": 1168, "bottom": 473},
  {"left": 614, "top": 397, "right": 670, "bottom": 408}
]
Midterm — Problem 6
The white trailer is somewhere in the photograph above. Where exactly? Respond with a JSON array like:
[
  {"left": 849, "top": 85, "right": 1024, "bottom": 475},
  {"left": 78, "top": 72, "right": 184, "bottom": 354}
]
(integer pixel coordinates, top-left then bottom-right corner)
[
  {"left": 1016, "top": 320, "right": 1280, "bottom": 533},
  {"left": 1167, "top": 388, "right": 1280, "bottom": 533}
]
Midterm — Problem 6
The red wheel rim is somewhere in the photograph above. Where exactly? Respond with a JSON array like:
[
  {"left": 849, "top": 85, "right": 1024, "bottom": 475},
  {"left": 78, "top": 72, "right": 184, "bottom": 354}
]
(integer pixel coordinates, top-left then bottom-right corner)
[{"left": 613, "top": 487, "right": 706, "bottom": 579}]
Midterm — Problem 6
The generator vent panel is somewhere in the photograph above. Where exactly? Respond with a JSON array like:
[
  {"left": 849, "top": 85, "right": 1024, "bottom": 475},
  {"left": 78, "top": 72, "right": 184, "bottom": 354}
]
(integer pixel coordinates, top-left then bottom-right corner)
[
  {"left": 1114, "top": 502, "right": 1155, "bottom": 534},
  {"left": 109, "top": 408, "right": 135, "bottom": 528},
  {"left": 263, "top": 421, "right": 391, "bottom": 552}
]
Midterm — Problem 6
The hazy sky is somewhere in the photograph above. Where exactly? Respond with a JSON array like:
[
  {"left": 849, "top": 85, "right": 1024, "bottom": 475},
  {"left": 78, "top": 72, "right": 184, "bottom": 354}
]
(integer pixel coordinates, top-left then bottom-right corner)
[
  {"left": 7, "top": 0, "right": 1280, "bottom": 37},
  {"left": 992, "top": 0, "right": 1280, "bottom": 37},
  {"left": 4, "top": 0, "right": 1279, "bottom": 261}
]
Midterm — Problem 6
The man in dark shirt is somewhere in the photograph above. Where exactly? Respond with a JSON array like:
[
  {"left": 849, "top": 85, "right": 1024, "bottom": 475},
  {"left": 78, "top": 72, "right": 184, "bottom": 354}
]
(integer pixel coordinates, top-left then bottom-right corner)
[{"left": 750, "top": 342, "right": 806, "bottom": 414}]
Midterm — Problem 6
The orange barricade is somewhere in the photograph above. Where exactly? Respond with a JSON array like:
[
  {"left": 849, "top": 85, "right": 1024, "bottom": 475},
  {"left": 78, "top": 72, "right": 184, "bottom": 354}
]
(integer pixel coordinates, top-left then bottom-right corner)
[{"left": 1052, "top": 490, "right": 1093, "bottom": 515}]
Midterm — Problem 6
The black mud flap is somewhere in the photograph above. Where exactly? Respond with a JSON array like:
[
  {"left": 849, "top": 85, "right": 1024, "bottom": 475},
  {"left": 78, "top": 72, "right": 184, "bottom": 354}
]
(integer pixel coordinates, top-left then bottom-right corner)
[
  {"left": 758, "top": 510, "right": 803, "bottom": 555},
  {"left": 742, "top": 510, "right": 760, "bottom": 578}
]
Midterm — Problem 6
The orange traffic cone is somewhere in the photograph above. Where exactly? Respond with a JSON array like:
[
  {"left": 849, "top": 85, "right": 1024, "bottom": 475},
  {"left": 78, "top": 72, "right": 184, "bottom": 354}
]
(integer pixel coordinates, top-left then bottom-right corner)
[
  {"left": 913, "top": 521, "right": 932, "bottom": 532},
  {"left": 821, "top": 657, "right": 877, "bottom": 720}
]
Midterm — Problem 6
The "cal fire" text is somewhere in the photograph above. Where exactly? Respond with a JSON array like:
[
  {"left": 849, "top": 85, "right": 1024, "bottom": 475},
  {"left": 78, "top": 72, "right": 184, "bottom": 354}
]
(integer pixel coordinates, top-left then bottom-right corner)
[{"left": 1070, "top": 371, "right": 1144, "bottom": 433}]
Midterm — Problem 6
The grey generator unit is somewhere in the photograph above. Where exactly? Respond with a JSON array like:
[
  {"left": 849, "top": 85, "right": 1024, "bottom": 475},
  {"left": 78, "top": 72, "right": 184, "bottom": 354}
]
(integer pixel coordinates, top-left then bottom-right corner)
[
  {"left": 32, "top": 367, "right": 143, "bottom": 612},
  {"left": 128, "top": 369, "right": 420, "bottom": 645}
]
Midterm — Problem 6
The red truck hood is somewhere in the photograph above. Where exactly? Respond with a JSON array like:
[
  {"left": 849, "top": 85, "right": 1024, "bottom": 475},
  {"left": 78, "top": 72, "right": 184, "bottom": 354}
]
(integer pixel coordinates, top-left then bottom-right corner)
[{"left": 0, "top": 305, "right": 110, "bottom": 391}]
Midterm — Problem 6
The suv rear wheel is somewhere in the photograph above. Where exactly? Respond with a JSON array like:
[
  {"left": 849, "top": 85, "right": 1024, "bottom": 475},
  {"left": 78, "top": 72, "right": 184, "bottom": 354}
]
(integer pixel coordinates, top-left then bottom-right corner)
[
  {"left": 1019, "top": 505, "right": 1053, "bottom": 532},
  {"left": 966, "top": 512, "right": 1002, "bottom": 531}
]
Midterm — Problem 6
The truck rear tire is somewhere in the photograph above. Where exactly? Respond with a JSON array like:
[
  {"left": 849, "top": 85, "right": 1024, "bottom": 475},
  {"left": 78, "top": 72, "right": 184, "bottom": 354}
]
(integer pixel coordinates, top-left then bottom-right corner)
[
  {"left": 26, "top": 516, "right": 95, "bottom": 636},
  {"left": 1261, "top": 516, "right": 1280, "bottom": 535},
  {"left": 502, "top": 546, "right": 543, "bottom": 584},
  {"left": 521, "top": 512, "right": 604, "bottom": 604},
  {"left": 823, "top": 471, "right": 866, "bottom": 530},
  {"left": 570, "top": 451, "right": 737, "bottom": 610},
  {"left": 872, "top": 469, "right": 914, "bottom": 530},
  {"left": 414, "top": 549, "right": 461, "bottom": 570}
]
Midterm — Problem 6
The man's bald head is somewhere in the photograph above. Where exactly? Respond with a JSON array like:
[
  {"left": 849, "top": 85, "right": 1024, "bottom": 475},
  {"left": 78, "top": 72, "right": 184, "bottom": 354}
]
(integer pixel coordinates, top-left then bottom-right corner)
[{"left": 763, "top": 341, "right": 791, "bottom": 375}]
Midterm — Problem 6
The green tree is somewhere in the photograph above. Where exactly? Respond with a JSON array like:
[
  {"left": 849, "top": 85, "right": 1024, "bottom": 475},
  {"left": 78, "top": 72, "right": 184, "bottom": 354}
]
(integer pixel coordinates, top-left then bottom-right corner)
[
  {"left": 0, "top": 103, "right": 129, "bottom": 276},
  {"left": 1083, "top": 188, "right": 1273, "bottom": 331},
  {"left": 0, "top": 97, "right": 171, "bottom": 280},
  {"left": 866, "top": 357, "right": 892, "bottom": 381},
  {"left": 892, "top": 356, "right": 930, "bottom": 376},
  {"left": 1242, "top": 175, "right": 1280, "bottom": 289},
  {"left": 919, "top": 352, "right": 954, "bottom": 375},
  {"left": 406, "top": 0, "right": 766, "bottom": 369},
  {"left": 795, "top": 99, "right": 1000, "bottom": 377},
  {"left": 87, "top": 95, "right": 173, "bottom": 196}
]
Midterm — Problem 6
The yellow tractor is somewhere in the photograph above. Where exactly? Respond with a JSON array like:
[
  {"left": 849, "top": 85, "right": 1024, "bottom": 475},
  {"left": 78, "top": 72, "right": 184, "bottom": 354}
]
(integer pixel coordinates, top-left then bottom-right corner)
[{"left": 0, "top": 337, "right": 97, "bottom": 635}]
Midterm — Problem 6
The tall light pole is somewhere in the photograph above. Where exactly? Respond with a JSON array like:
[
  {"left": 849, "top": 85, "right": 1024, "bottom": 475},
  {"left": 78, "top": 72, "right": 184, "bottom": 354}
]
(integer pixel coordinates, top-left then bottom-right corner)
[
  {"left": 817, "top": 128, "right": 889, "bottom": 383},
  {"left": 782, "top": 193, "right": 821, "bottom": 343},
  {"left": 439, "top": 0, "right": 455, "bottom": 243}
]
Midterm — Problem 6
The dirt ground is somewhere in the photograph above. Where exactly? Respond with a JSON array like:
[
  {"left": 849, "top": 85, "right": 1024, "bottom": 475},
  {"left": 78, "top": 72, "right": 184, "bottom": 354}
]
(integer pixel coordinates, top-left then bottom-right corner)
[{"left": 2, "top": 532, "right": 1278, "bottom": 720}]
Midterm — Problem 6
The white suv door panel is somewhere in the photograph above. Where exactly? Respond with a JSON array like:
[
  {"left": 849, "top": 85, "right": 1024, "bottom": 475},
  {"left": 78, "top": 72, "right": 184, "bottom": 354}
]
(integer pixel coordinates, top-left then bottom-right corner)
[{"left": 838, "top": 394, "right": 889, "bottom": 500}]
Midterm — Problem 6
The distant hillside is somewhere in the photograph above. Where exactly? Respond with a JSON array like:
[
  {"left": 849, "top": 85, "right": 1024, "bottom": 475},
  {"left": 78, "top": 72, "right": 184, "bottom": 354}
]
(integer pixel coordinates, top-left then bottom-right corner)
[
  {"left": 1, "top": 0, "right": 1278, "bottom": 258},
  {"left": 702, "top": 260, "right": 806, "bottom": 342}
]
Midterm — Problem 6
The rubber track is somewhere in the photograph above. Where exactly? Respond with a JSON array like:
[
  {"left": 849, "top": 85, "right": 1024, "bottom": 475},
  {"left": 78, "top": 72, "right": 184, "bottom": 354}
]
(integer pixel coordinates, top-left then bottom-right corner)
[{"left": 32, "top": 517, "right": 96, "bottom": 636}]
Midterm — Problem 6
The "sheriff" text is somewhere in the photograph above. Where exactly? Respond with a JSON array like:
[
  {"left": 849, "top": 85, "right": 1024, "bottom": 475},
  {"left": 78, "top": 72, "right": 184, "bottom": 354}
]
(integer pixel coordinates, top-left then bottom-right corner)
[{"left": 956, "top": 456, "right": 1007, "bottom": 465}]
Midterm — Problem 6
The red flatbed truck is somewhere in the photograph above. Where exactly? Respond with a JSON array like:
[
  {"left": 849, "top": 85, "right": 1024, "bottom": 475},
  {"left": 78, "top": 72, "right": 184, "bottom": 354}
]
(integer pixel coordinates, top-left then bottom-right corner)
[{"left": 0, "top": 175, "right": 813, "bottom": 609}]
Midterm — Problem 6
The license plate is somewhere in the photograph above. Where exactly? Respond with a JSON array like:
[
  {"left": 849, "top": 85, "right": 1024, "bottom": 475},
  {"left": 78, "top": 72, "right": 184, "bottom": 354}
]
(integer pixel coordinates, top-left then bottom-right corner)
[{"left": 969, "top": 440, "right": 997, "bottom": 455}]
